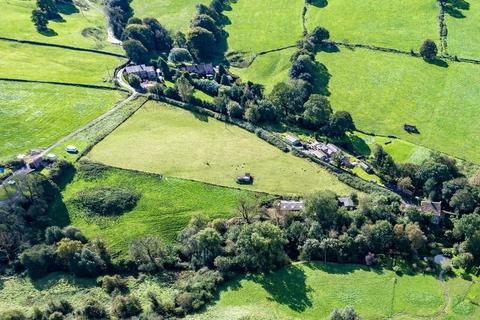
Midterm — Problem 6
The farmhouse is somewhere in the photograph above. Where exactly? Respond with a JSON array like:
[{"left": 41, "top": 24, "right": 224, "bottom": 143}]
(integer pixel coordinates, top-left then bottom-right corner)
[
  {"left": 420, "top": 200, "right": 444, "bottom": 224},
  {"left": 236, "top": 172, "right": 253, "bottom": 185},
  {"left": 318, "top": 143, "right": 341, "bottom": 157},
  {"left": 125, "top": 64, "right": 157, "bottom": 80},
  {"left": 182, "top": 63, "right": 216, "bottom": 79},
  {"left": 338, "top": 196, "right": 356, "bottom": 210},
  {"left": 312, "top": 150, "right": 328, "bottom": 161},
  {"left": 277, "top": 200, "right": 305, "bottom": 214}
]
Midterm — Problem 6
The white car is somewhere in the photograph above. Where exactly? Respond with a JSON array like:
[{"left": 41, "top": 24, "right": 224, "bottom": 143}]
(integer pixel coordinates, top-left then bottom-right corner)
[{"left": 65, "top": 145, "right": 78, "bottom": 153}]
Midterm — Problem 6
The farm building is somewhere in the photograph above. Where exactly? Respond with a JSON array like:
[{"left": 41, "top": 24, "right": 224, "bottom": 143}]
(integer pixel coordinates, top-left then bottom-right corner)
[
  {"left": 359, "top": 161, "right": 373, "bottom": 173},
  {"left": 125, "top": 64, "right": 157, "bottom": 80},
  {"left": 236, "top": 172, "right": 253, "bottom": 184},
  {"left": 317, "top": 143, "right": 341, "bottom": 157},
  {"left": 182, "top": 63, "right": 216, "bottom": 79},
  {"left": 312, "top": 150, "right": 328, "bottom": 161},
  {"left": 277, "top": 200, "right": 305, "bottom": 214},
  {"left": 338, "top": 197, "right": 356, "bottom": 210},
  {"left": 404, "top": 124, "right": 419, "bottom": 133},
  {"left": 420, "top": 200, "right": 444, "bottom": 224},
  {"left": 286, "top": 135, "right": 301, "bottom": 146}
]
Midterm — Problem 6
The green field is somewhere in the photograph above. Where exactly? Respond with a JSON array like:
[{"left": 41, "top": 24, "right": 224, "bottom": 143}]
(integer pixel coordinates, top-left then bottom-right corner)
[
  {"left": 315, "top": 48, "right": 480, "bottom": 164},
  {"left": 232, "top": 49, "right": 295, "bottom": 93},
  {"left": 0, "top": 272, "right": 172, "bottom": 316},
  {"left": 225, "top": 0, "right": 304, "bottom": 53},
  {"left": 0, "top": 41, "right": 124, "bottom": 85},
  {"left": 50, "top": 165, "right": 252, "bottom": 257},
  {"left": 445, "top": 1, "right": 480, "bottom": 59},
  {"left": 86, "top": 101, "right": 354, "bottom": 195},
  {"left": 0, "top": 0, "right": 121, "bottom": 52},
  {"left": 131, "top": 0, "right": 209, "bottom": 31},
  {"left": 187, "top": 262, "right": 480, "bottom": 320},
  {"left": 0, "top": 81, "right": 124, "bottom": 161},
  {"left": 306, "top": 0, "right": 438, "bottom": 51}
]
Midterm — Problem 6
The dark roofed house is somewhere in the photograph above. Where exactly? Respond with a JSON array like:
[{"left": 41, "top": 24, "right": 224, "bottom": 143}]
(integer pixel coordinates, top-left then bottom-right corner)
[
  {"left": 338, "top": 197, "right": 356, "bottom": 210},
  {"left": 286, "top": 135, "right": 301, "bottom": 147},
  {"left": 404, "top": 124, "right": 419, "bottom": 134},
  {"left": 236, "top": 173, "right": 253, "bottom": 185},
  {"left": 183, "top": 63, "right": 215, "bottom": 79},
  {"left": 420, "top": 200, "right": 443, "bottom": 224},
  {"left": 125, "top": 64, "right": 157, "bottom": 80}
]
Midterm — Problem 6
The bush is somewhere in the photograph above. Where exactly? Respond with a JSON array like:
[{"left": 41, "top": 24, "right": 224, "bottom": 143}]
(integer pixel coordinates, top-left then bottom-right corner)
[
  {"left": 126, "top": 73, "right": 141, "bottom": 88},
  {"left": 77, "top": 161, "right": 108, "bottom": 181},
  {"left": 47, "top": 160, "right": 74, "bottom": 186},
  {"left": 112, "top": 295, "right": 143, "bottom": 319},
  {"left": 227, "top": 101, "right": 243, "bottom": 119},
  {"left": 72, "top": 187, "right": 140, "bottom": 216},
  {"left": 254, "top": 129, "right": 289, "bottom": 152},
  {"left": 20, "top": 244, "right": 57, "bottom": 279},
  {"left": 45, "top": 299, "right": 73, "bottom": 317},
  {"left": 191, "top": 78, "right": 220, "bottom": 96},
  {"left": 0, "top": 310, "right": 26, "bottom": 320},
  {"left": 81, "top": 300, "right": 109, "bottom": 319},
  {"left": 168, "top": 47, "right": 193, "bottom": 63},
  {"left": 99, "top": 274, "right": 129, "bottom": 294}
]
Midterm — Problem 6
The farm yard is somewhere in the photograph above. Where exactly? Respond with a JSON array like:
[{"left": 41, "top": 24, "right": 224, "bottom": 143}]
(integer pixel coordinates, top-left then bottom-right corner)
[
  {"left": 50, "top": 164, "right": 253, "bottom": 258},
  {"left": 0, "top": 81, "right": 124, "bottom": 161},
  {"left": 87, "top": 102, "right": 355, "bottom": 195}
]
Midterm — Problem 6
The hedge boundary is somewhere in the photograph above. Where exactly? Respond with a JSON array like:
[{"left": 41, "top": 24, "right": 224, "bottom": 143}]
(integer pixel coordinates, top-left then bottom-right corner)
[{"left": 0, "top": 78, "right": 127, "bottom": 92}]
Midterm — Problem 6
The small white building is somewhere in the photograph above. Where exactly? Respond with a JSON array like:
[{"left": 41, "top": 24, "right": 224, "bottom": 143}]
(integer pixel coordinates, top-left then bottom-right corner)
[
  {"left": 286, "top": 135, "right": 301, "bottom": 146},
  {"left": 277, "top": 200, "right": 305, "bottom": 214}
]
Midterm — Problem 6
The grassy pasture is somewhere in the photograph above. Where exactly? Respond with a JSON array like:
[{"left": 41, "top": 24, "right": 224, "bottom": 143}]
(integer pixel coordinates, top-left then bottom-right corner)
[
  {"left": 445, "top": 0, "right": 480, "bottom": 59},
  {"left": 50, "top": 165, "right": 251, "bottom": 257},
  {"left": 232, "top": 48, "right": 296, "bottom": 94},
  {"left": 306, "top": 0, "right": 438, "bottom": 51},
  {"left": 0, "top": 81, "right": 124, "bottom": 161},
  {"left": 86, "top": 101, "right": 354, "bottom": 195},
  {"left": 186, "top": 262, "right": 473, "bottom": 320},
  {"left": 0, "top": 0, "right": 121, "bottom": 52},
  {"left": 131, "top": 0, "right": 209, "bottom": 31},
  {"left": 316, "top": 48, "right": 480, "bottom": 164},
  {"left": 0, "top": 41, "right": 124, "bottom": 85},
  {"left": 224, "top": 0, "right": 304, "bottom": 53}
]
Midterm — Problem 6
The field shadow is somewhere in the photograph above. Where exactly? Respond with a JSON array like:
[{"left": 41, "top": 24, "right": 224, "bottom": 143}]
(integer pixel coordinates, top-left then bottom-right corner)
[
  {"left": 250, "top": 266, "right": 313, "bottom": 312},
  {"left": 444, "top": 0, "right": 470, "bottom": 18},
  {"left": 309, "top": 0, "right": 328, "bottom": 8},
  {"left": 192, "top": 111, "right": 209, "bottom": 122}
]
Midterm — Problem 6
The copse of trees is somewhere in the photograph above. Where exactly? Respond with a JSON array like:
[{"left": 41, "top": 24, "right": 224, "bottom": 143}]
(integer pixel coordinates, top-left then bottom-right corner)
[{"left": 420, "top": 39, "right": 438, "bottom": 61}]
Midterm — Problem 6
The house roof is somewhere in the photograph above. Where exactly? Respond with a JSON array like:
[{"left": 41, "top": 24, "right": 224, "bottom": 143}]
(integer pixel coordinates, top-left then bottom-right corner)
[
  {"left": 125, "top": 64, "right": 156, "bottom": 74},
  {"left": 312, "top": 150, "right": 328, "bottom": 159},
  {"left": 359, "top": 162, "right": 370, "bottom": 170},
  {"left": 420, "top": 201, "right": 442, "bottom": 215},
  {"left": 184, "top": 63, "right": 215, "bottom": 75},
  {"left": 279, "top": 200, "right": 305, "bottom": 211},
  {"left": 338, "top": 197, "right": 355, "bottom": 208},
  {"left": 286, "top": 135, "right": 300, "bottom": 144}
]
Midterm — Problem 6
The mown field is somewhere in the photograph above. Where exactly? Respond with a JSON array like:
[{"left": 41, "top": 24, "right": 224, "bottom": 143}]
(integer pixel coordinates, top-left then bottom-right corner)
[
  {"left": 86, "top": 101, "right": 354, "bottom": 195},
  {"left": 316, "top": 48, "right": 480, "bottom": 164},
  {"left": 305, "top": 0, "right": 438, "bottom": 51},
  {"left": 188, "top": 262, "right": 480, "bottom": 320},
  {"left": 445, "top": 0, "right": 480, "bottom": 59},
  {"left": 0, "top": 0, "right": 121, "bottom": 52},
  {"left": 0, "top": 272, "right": 173, "bottom": 316},
  {"left": 50, "top": 165, "right": 252, "bottom": 257},
  {"left": 0, "top": 41, "right": 124, "bottom": 85},
  {"left": 131, "top": 0, "right": 209, "bottom": 31},
  {"left": 224, "top": 0, "right": 304, "bottom": 53},
  {"left": 0, "top": 81, "right": 124, "bottom": 161}
]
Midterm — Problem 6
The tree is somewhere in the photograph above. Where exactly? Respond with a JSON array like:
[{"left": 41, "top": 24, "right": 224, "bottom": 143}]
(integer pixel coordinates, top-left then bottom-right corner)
[
  {"left": 226, "top": 100, "right": 243, "bottom": 118},
  {"left": 420, "top": 39, "right": 438, "bottom": 60},
  {"left": 302, "top": 94, "right": 333, "bottom": 129},
  {"left": 269, "top": 80, "right": 309, "bottom": 118},
  {"left": 143, "top": 17, "right": 173, "bottom": 52},
  {"left": 112, "top": 295, "right": 142, "bottom": 319},
  {"left": 236, "top": 196, "right": 259, "bottom": 224},
  {"left": 20, "top": 244, "right": 57, "bottom": 279},
  {"left": 450, "top": 189, "right": 476, "bottom": 213},
  {"left": 372, "top": 145, "right": 398, "bottom": 181},
  {"left": 129, "top": 236, "right": 175, "bottom": 272},
  {"left": 329, "top": 306, "right": 362, "bottom": 320},
  {"left": 122, "top": 24, "right": 155, "bottom": 50},
  {"left": 191, "top": 14, "right": 221, "bottom": 41},
  {"left": 405, "top": 223, "right": 427, "bottom": 252},
  {"left": 36, "top": 0, "right": 58, "bottom": 19},
  {"left": 31, "top": 9, "right": 48, "bottom": 31},
  {"left": 126, "top": 73, "right": 141, "bottom": 88},
  {"left": 175, "top": 75, "right": 194, "bottom": 102},
  {"left": 168, "top": 48, "right": 193, "bottom": 63},
  {"left": 308, "top": 26, "right": 330, "bottom": 47},
  {"left": 235, "top": 222, "right": 288, "bottom": 271},
  {"left": 363, "top": 220, "right": 393, "bottom": 253},
  {"left": 187, "top": 27, "right": 216, "bottom": 61},
  {"left": 328, "top": 111, "right": 355, "bottom": 137},
  {"left": 81, "top": 300, "right": 108, "bottom": 320},
  {"left": 122, "top": 39, "right": 149, "bottom": 63},
  {"left": 191, "top": 227, "right": 223, "bottom": 267},
  {"left": 304, "top": 191, "right": 339, "bottom": 227}
]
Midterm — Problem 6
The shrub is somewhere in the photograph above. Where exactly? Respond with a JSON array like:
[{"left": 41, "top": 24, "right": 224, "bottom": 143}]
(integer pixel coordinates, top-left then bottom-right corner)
[
  {"left": 47, "top": 160, "right": 74, "bottom": 186},
  {"left": 45, "top": 299, "right": 73, "bottom": 317},
  {"left": 20, "top": 244, "right": 57, "bottom": 279},
  {"left": 227, "top": 101, "right": 243, "bottom": 119},
  {"left": 48, "top": 312, "right": 64, "bottom": 320},
  {"left": 82, "top": 300, "right": 109, "bottom": 319},
  {"left": 126, "top": 73, "right": 141, "bottom": 88},
  {"left": 45, "top": 226, "right": 65, "bottom": 245},
  {"left": 72, "top": 187, "right": 140, "bottom": 216},
  {"left": 168, "top": 47, "right": 193, "bottom": 63},
  {"left": 111, "top": 295, "right": 143, "bottom": 319},
  {"left": 254, "top": 129, "right": 289, "bottom": 152},
  {"left": 419, "top": 39, "right": 438, "bottom": 60},
  {"left": 191, "top": 78, "right": 220, "bottom": 96},
  {"left": 77, "top": 161, "right": 108, "bottom": 180},
  {"left": 99, "top": 275, "right": 129, "bottom": 295},
  {"left": 0, "top": 310, "right": 26, "bottom": 320}
]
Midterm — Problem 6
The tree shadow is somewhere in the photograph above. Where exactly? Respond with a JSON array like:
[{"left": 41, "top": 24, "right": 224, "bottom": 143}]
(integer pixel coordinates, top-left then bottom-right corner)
[
  {"left": 444, "top": 0, "right": 470, "bottom": 18},
  {"left": 192, "top": 111, "right": 209, "bottom": 122},
  {"left": 250, "top": 265, "right": 313, "bottom": 312},
  {"left": 33, "top": 272, "right": 96, "bottom": 291},
  {"left": 313, "top": 62, "right": 331, "bottom": 96},
  {"left": 426, "top": 58, "right": 449, "bottom": 68},
  {"left": 309, "top": 0, "right": 328, "bottom": 8},
  {"left": 57, "top": 3, "right": 80, "bottom": 15},
  {"left": 305, "top": 261, "right": 386, "bottom": 275},
  {"left": 48, "top": 194, "right": 71, "bottom": 228},
  {"left": 39, "top": 28, "right": 58, "bottom": 37},
  {"left": 350, "top": 135, "right": 371, "bottom": 157}
]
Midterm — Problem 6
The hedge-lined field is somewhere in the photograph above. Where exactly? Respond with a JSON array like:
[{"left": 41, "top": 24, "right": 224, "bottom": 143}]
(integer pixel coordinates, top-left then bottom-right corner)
[
  {"left": 131, "top": 0, "right": 209, "bottom": 31},
  {"left": 224, "top": 0, "right": 304, "bottom": 53},
  {"left": 87, "top": 101, "right": 355, "bottom": 195},
  {"left": 0, "top": 81, "right": 124, "bottom": 161},
  {"left": 187, "top": 262, "right": 480, "bottom": 320},
  {"left": 316, "top": 48, "right": 480, "bottom": 164},
  {"left": 306, "top": 0, "right": 438, "bottom": 51},
  {"left": 0, "top": 0, "right": 121, "bottom": 52},
  {"left": 50, "top": 165, "right": 252, "bottom": 257},
  {"left": 445, "top": 1, "right": 480, "bottom": 59}
]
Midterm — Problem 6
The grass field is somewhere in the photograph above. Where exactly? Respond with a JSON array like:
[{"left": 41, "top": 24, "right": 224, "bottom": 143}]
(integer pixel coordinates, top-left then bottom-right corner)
[
  {"left": 0, "top": 81, "right": 124, "bottom": 161},
  {"left": 86, "top": 101, "right": 354, "bottom": 195},
  {"left": 224, "top": 0, "right": 304, "bottom": 53},
  {"left": 131, "top": 0, "right": 209, "bottom": 31},
  {"left": 0, "top": 41, "right": 124, "bottom": 85},
  {"left": 445, "top": 1, "right": 480, "bottom": 59},
  {"left": 232, "top": 49, "right": 295, "bottom": 93},
  {"left": 316, "top": 48, "right": 480, "bottom": 164},
  {"left": 187, "top": 262, "right": 480, "bottom": 320},
  {"left": 306, "top": 0, "right": 438, "bottom": 51},
  {"left": 0, "top": 272, "right": 172, "bottom": 316},
  {"left": 0, "top": 0, "right": 121, "bottom": 52},
  {"left": 50, "top": 165, "right": 252, "bottom": 257}
]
